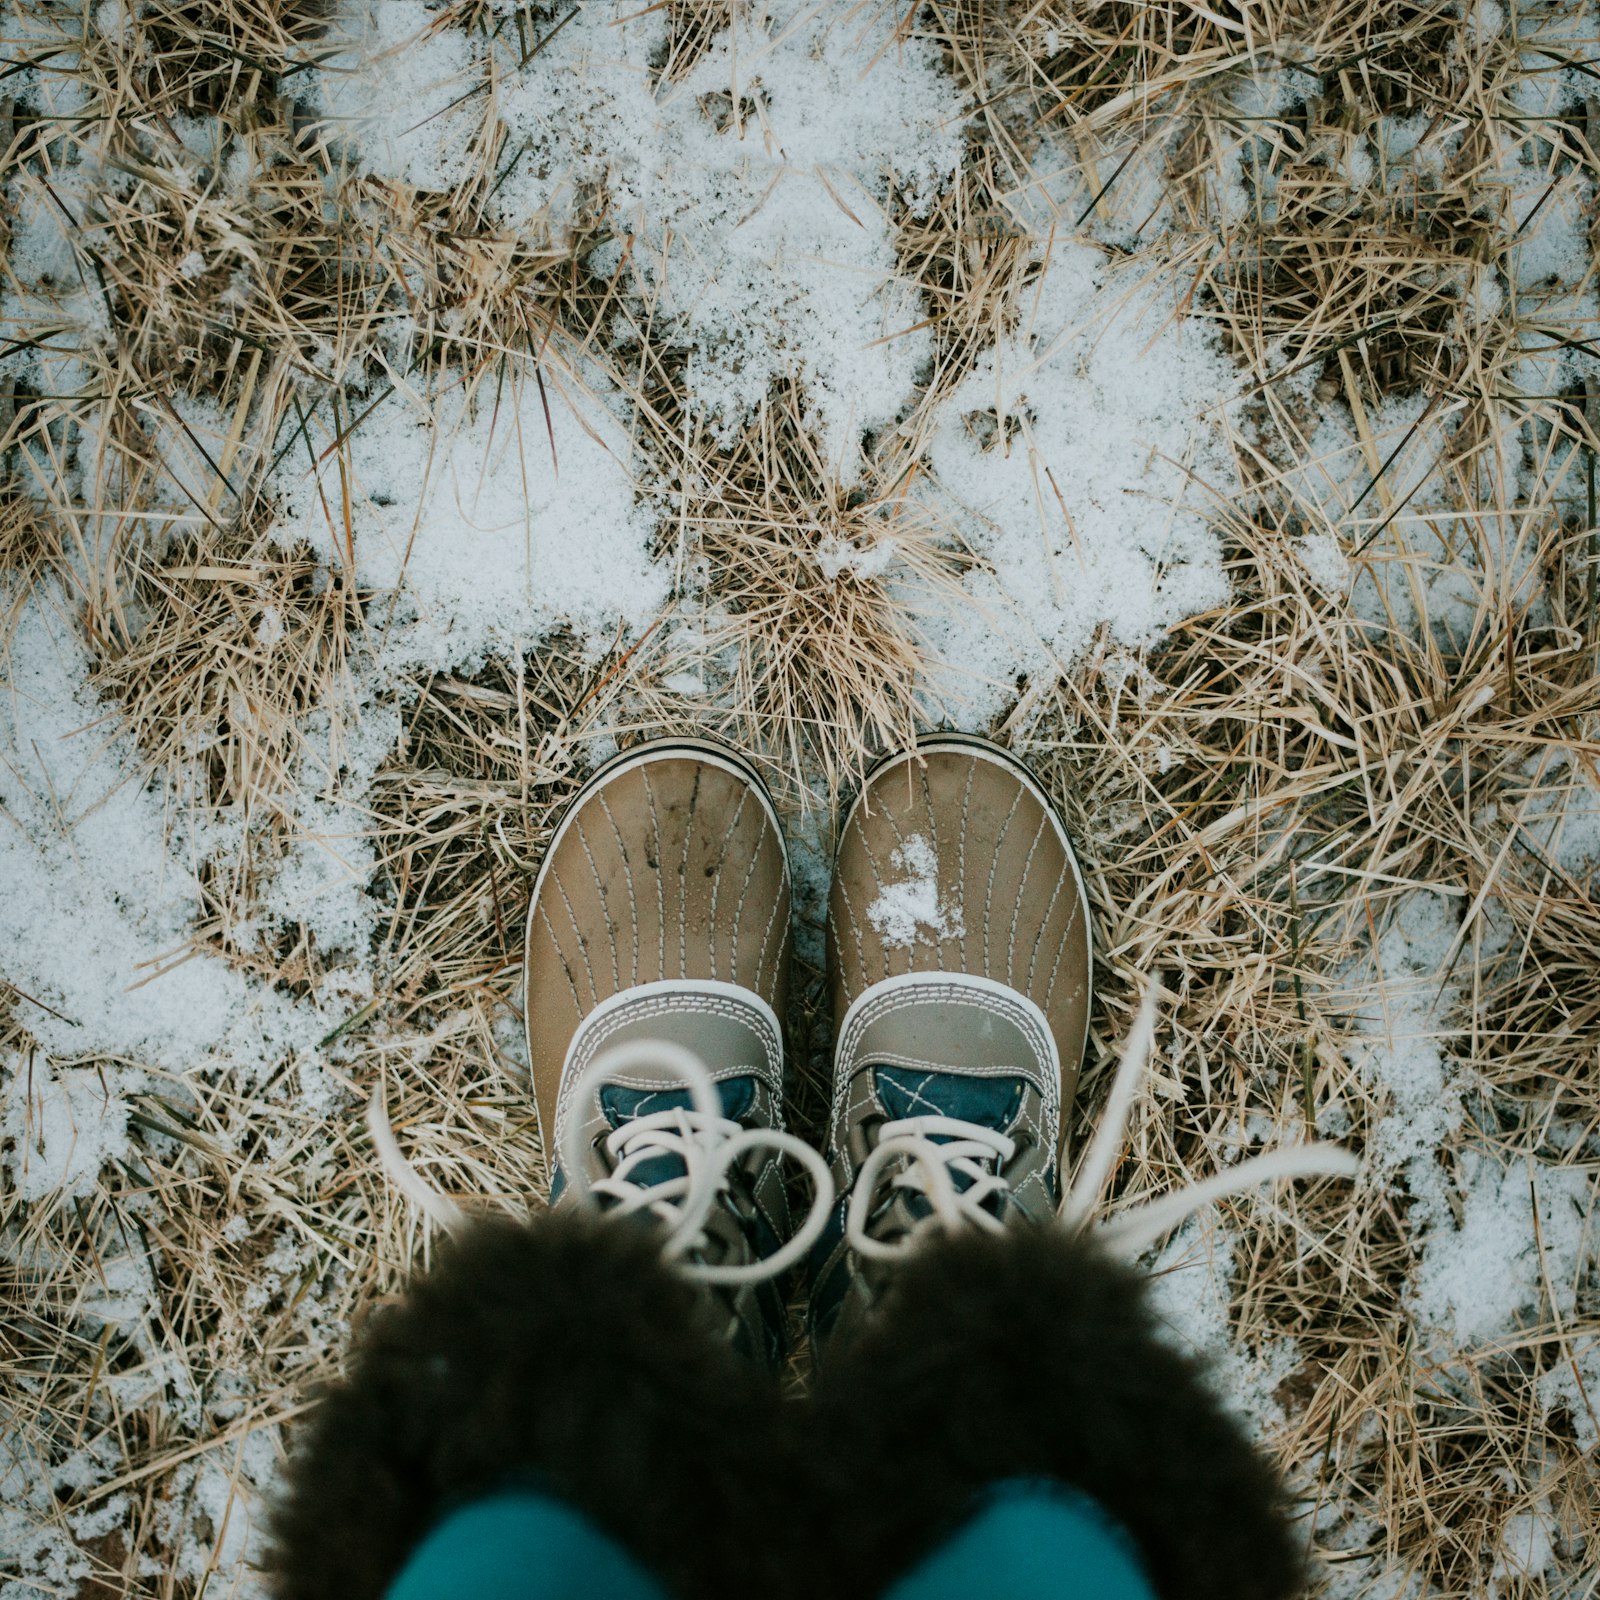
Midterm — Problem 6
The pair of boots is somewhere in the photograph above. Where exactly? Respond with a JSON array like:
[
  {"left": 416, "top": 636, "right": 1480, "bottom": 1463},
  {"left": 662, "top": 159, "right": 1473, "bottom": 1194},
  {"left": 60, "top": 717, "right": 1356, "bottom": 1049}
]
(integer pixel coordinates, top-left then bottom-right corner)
[{"left": 267, "top": 738, "right": 1309, "bottom": 1600}]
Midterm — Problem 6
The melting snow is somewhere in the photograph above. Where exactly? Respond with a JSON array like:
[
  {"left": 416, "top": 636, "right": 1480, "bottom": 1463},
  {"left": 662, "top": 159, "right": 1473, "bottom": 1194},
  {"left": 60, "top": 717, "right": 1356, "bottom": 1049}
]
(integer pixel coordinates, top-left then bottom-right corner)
[{"left": 865, "top": 835, "right": 965, "bottom": 948}]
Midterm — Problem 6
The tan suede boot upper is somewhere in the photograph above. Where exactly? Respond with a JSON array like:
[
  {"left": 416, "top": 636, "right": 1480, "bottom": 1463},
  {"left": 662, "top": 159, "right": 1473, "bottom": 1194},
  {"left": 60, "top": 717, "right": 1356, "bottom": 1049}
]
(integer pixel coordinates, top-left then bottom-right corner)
[
  {"left": 523, "top": 741, "right": 799, "bottom": 1362},
  {"left": 829, "top": 741, "right": 1091, "bottom": 1071},
  {"left": 810, "top": 736, "right": 1093, "bottom": 1351},
  {"left": 525, "top": 746, "right": 791, "bottom": 1150}
]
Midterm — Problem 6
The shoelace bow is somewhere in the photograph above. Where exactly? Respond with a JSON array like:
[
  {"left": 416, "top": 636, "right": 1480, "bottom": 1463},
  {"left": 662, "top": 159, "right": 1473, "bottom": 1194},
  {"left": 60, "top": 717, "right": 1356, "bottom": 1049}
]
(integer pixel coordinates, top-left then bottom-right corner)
[
  {"left": 371, "top": 981, "right": 1358, "bottom": 1274},
  {"left": 843, "top": 980, "right": 1359, "bottom": 1262},
  {"left": 369, "top": 1038, "right": 834, "bottom": 1287},
  {"left": 847, "top": 1116, "right": 1016, "bottom": 1258}
]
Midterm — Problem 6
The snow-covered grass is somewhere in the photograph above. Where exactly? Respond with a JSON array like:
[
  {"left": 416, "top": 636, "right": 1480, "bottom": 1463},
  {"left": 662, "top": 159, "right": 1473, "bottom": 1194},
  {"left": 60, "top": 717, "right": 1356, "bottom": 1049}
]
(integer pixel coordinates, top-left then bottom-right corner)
[{"left": 2, "top": 0, "right": 1598, "bottom": 1594}]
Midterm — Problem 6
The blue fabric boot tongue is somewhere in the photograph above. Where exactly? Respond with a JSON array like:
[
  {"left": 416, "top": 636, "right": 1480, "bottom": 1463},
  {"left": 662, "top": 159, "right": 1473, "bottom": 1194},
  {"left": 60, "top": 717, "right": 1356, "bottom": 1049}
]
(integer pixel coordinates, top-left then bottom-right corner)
[
  {"left": 596, "top": 1078, "right": 757, "bottom": 1189},
  {"left": 874, "top": 1066, "right": 1025, "bottom": 1133},
  {"left": 872, "top": 1066, "right": 1026, "bottom": 1209}
]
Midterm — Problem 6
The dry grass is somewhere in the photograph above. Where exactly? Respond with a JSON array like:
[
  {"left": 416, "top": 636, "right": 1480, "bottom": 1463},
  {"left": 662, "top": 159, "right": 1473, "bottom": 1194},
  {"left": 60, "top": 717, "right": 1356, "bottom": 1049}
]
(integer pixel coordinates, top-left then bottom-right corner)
[
  {"left": 1018, "top": 483, "right": 1600, "bottom": 1590},
  {"left": 366, "top": 633, "right": 657, "bottom": 1012},
  {"left": 2, "top": 0, "right": 1598, "bottom": 1595},
  {"left": 893, "top": 138, "right": 1044, "bottom": 398},
  {"left": 89, "top": 523, "right": 367, "bottom": 811},
  {"left": 654, "top": 0, "right": 742, "bottom": 84},
  {"left": 628, "top": 368, "right": 978, "bottom": 801}
]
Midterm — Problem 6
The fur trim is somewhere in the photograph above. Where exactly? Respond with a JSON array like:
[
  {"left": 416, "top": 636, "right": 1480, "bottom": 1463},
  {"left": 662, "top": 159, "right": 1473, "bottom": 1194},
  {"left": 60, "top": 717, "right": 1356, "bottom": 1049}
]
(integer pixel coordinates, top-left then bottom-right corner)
[
  {"left": 808, "top": 1226, "right": 1307, "bottom": 1600},
  {"left": 264, "top": 1211, "right": 798, "bottom": 1600}
]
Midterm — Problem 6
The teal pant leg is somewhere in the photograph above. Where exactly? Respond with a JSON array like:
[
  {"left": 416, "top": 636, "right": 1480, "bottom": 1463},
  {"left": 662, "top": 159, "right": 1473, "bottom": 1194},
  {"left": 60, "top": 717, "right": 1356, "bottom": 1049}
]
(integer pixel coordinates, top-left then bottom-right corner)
[
  {"left": 885, "top": 1481, "right": 1157, "bottom": 1600},
  {"left": 384, "top": 1491, "right": 669, "bottom": 1600}
]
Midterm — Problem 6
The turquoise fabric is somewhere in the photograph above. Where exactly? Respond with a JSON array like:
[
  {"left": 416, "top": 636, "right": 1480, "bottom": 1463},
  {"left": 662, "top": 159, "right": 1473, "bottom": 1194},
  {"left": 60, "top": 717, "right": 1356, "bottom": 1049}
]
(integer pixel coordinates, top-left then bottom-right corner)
[
  {"left": 873, "top": 1067, "right": 1027, "bottom": 1136},
  {"left": 383, "top": 1480, "right": 1155, "bottom": 1600},
  {"left": 887, "top": 1481, "right": 1158, "bottom": 1600},
  {"left": 383, "top": 1492, "right": 668, "bottom": 1600}
]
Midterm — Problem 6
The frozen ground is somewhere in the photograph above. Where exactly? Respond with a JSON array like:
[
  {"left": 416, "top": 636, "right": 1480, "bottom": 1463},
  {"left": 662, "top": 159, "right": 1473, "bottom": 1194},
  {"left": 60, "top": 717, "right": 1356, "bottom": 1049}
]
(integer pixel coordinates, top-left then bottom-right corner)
[{"left": 2, "top": 1, "right": 1599, "bottom": 1595}]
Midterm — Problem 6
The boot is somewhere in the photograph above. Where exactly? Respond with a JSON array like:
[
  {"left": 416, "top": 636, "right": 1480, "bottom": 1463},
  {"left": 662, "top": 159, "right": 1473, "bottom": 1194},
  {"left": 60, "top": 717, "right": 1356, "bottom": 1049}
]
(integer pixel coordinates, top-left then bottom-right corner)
[
  {"left": 806, "top": 735, "right": 1304, "bottom": 1600},
  {"left": 525, "top": 737, "right": 827, "bottom": 1365},
  {"left": 808, "top": 733, "right": 1093, "bottom": 1349},
  {"left": 268, "top": 740, "right": 831, "bottom": 1600}
]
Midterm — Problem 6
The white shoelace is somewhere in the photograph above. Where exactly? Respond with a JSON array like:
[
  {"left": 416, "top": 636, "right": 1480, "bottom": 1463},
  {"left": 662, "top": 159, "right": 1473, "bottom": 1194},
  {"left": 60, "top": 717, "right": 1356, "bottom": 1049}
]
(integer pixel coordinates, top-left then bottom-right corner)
[
  {"left": 369, "top": 1038, "right": 835, "bottom": 1288},
  {"left": 843, "top": 979, "right": 1361, "bottom": 1263},
  {"left": 373, "top": 982, "right": 1359, "bottom": 1274},
  {"left": 846, "top": 1115, "right": 1015, "bottom": 1259}
]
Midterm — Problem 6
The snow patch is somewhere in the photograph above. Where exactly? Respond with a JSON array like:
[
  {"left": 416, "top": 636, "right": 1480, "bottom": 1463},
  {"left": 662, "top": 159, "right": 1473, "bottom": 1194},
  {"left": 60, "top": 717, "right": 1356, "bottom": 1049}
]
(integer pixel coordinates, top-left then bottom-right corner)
[
  {"left": 919, "top": 238, "right": 1243, "bottom": 722},
  {"left": 1146, "top": 1216, "right": 1302, "bottom": 1439},
  {"left": 866, "top": 835, "right": 965, "bottom": 949},
  {"left": 1411, "top": 1151, "right": 1595, "bottom": 1348},
  {"left": 270, "top": 363, "right": 669, "bottom": 670},
  {"left": 311, "top": 1, "right": 478, "bottom": 191},
  {"left": 1, "top": 1055, "right": 132, "bottom": 1202},
  {"left": 0, "top": 593, "right": 324, "bottom": 1073}
]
